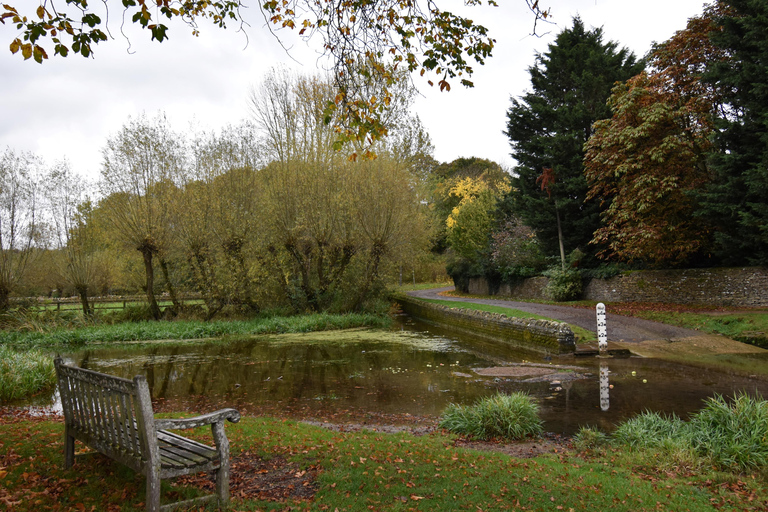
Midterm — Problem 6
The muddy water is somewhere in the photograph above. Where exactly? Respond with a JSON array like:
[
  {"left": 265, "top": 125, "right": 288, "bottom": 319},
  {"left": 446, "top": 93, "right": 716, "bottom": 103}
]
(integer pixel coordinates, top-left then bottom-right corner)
[{"left": 50, "top": 316, "right": 768, "bottom": 435}]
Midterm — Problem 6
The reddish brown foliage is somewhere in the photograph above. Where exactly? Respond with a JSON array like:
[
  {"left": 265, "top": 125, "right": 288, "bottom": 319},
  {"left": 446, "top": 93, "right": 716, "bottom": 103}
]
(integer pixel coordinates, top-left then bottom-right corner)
[{"left": 584, "top": 3, "right": 731, "bottom": 266}]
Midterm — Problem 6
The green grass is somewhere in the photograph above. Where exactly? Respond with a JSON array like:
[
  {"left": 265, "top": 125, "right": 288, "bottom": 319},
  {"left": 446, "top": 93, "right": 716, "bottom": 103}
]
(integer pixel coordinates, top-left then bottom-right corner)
[
  {"left": 583, "top": 393, "right": 768, "bottom": 474},
  {"left": 0, "top": 346, "right": 56, "bottom": 402},
  {"left": 439, "top": 392, "right": 543, "bottom": 441},
  {"left": 690, "top": 393, "right": 768, "bottom": 471},
  {"left": 417, "top": 298, "right": 597, "bottom": 343},
  {"left": 390, "top": 281, "right": 454, "bottom": 292},
  {"left": 612, "top": 410, "right": 689, "bottom": 449},
  {"left": 2, "top": 415, "right": 764, "bottom": 511},
  {"left": 0, "top": 312, "right": 390, "bottom": 348},
  {"left": 634, "top": 310, "right": 768, "bottom": 345}
]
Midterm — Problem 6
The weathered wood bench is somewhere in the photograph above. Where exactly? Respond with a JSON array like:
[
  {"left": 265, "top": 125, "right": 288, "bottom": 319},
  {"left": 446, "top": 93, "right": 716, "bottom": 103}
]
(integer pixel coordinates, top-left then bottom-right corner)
[{"left": 54, "top": 357, "right": 241, "bottom": 512}]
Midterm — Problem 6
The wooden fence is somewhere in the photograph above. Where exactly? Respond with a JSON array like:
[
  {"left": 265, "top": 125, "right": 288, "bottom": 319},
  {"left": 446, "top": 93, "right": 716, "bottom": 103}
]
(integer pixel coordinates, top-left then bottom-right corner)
[{"left": 10, "top": 295, "right": 203, "bottom": 312}]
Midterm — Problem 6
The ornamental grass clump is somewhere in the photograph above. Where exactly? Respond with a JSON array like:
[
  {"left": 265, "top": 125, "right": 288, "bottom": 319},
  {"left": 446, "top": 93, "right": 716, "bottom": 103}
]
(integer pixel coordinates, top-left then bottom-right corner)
[
  {"left": 689, "top": 392, "right": 768, "bottom": 471},
  {"left": 0, "top": 346, "right": 56, "bottom": 402},
  {"left": 439, "top": 392, "right": 543, "bottom": 441},
  {"left": 612, "top": 410, "right": 690, "bottom": 450},
  {"left": 572, "top": 426, "right": 610, "bottom": 452}
]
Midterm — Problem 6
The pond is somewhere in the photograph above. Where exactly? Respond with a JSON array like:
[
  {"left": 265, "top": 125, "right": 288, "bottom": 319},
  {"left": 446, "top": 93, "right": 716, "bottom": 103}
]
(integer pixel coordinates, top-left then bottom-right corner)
[{"left": 40, "top": 316, "right": 768, "bottom": 435}]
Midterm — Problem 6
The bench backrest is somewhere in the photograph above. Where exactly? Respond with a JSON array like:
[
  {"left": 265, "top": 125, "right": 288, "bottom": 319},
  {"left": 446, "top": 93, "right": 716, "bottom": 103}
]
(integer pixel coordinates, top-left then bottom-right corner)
[{"left": 55, "top": 357, "right": 158, "bottom": 473}]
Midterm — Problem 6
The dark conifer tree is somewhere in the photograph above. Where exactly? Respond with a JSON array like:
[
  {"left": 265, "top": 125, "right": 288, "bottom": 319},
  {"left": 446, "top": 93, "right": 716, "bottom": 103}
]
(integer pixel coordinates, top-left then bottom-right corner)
[
  {"left": 504, "top": 18, "right": 643, "bottom": 264},
  {"left": 700, "top": 0, "right": 768, "bottom": 265}
]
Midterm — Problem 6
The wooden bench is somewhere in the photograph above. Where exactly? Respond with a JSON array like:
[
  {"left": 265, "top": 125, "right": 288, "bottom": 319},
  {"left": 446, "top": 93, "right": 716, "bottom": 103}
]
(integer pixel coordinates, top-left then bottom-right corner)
[{"left": 54, "top": 357, "right": 241, "bottom": 512}]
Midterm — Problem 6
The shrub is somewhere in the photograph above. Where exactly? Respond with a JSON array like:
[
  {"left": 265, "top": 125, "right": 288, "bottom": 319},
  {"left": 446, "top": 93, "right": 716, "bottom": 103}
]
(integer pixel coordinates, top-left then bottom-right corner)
[
  {"left": 0, "top": 347, "right": 56, "bottom": 402},
  {"left": 544, "top": 267, "right": 583, "bottom": 302},
  {"left": 581, "top": 263, "right": 626, "bottom": 280},
  {"left": 611, "top": 411, "right": 689, "bottom": 449},
  {"left": 490, "top": 217, "right": 546, "bottom": 281},
  {"left": 689, "top": 393, "right": 768, "bottom": 471},
  {"left": 439, "top": 392, "right": 543, "bottom": 441},
  {"left": 573, "top": 426, "right": 609, "bottom": 452}
]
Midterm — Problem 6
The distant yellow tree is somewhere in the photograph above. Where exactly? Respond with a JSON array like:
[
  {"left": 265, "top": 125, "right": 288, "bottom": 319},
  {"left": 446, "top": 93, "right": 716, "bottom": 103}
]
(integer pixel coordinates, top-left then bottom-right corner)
[{"left": 445, "top": 176, "right": 510, "bottom": 264}]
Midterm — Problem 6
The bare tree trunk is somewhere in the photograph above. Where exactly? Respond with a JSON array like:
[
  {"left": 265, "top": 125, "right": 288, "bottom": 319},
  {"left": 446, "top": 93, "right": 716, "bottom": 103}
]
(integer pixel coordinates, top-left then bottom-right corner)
[
  {"left": 141, "top": 248, "right": 161, "bottom": 320},
  {"left": 0, "top": 286, "right": 9, "bottom": 313},
  {"left": 354, "top": 243, "right": 384, "bottom": 311},
  {"left": 158, "top": 256, "right": 180, "bottom": 312},
  {"left": 555, "top": 203, "right": 566, "bottom": 271},
  {"left": 76, "top": 285, "right": 91, "bottom": 317}
]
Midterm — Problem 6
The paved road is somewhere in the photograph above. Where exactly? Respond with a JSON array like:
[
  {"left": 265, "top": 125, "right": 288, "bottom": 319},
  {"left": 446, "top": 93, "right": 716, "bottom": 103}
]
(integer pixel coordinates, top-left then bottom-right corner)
[{"left": 407, "top": 287, "right": 701, "bottom": 343}]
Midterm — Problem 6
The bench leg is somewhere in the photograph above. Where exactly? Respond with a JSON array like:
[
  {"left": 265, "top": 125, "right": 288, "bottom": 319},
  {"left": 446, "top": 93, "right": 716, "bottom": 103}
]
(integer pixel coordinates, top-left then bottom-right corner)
[
  {"left": 146, "top": 468, "right": 161, "bottom": 512},
  {"left": 63, "top": 429, "right": 75, "bottom": 469},
  {"left": 216, "top": 461, "right": 230, "bottom": 508},
  {"left": 214, "top": 422, "right": 230, "bottom": 508}
]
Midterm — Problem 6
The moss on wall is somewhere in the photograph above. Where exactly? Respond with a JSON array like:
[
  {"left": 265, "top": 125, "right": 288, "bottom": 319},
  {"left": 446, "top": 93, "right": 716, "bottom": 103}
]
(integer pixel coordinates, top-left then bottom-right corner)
[{"left": 395, "top": 295, "right": 575, "bottom": 354}]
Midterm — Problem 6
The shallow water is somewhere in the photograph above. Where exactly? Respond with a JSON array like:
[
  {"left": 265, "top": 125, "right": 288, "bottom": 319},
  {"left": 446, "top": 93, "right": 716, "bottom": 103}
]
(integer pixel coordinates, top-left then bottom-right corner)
[{"left": 41, "top": 316, "right": 768, "bottom": 435}]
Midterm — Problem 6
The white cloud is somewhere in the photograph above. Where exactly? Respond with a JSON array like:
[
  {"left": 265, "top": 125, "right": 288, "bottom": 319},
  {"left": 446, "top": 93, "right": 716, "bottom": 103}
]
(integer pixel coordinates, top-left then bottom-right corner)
[{"left": 0, "top": 0, "right": 708, "bottom": 178}]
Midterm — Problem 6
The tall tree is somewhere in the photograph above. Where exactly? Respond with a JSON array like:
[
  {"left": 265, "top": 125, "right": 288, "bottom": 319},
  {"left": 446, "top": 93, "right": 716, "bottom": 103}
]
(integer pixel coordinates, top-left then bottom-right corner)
[
  {"left": 700, "top": 0, "right": 768, "bottom": 265},
  {"left": 429, "top": 157, "right": 508, "bottom": 254},
  {"left": 252, "top": 69, "right": 432, "bottom": 311},
  {"left": 445, "top": 175, "right": 510, "bottom": 266},
  {"left": 177, "top": 125, "right": 262, "bottom": 319},
  {"left": 45, "top": 160, "right": 99, "bottom": 316},
  {"left": 0, "top": 148, "right": 43, "bottom": 310},
  {"left": 100, "top": 114, "right": 185, "bottom": 319},
  {"left": 504, "top": 17, "right": 643, "bottom": 263},
  {"left": 584, "top": 4, "right": 727, "bottom": 266}
]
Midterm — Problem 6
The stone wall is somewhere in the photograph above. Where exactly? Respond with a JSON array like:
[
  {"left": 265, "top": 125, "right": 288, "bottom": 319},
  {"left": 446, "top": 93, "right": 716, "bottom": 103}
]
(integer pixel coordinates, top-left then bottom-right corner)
[
  {"left": 467, "top": 266, "right": 768, "bottom": 307},
  {"left": 395, "top": 295, "right": 575, "bottom": 354}
]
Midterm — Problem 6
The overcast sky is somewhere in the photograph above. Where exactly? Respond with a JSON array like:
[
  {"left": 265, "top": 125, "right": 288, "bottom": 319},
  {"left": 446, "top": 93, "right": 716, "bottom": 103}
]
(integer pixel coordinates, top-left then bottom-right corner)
[{"left": 1, "top": 0, "right": 708, "bottom": 179}]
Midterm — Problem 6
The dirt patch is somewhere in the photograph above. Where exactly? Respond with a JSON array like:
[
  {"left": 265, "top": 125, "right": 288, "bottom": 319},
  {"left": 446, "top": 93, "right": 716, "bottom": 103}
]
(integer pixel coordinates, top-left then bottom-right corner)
[
  {"left": 302, "top": 421, "right": 437, "bottom": 436},
  {"left": 620, "top": 334, "right": 766, "bottom": 357},
  {"left": 473, "top": 363, "right": 589, "bottom": 381},
  {"left": 176, "top": 451, "right": 318, "bottom": 503},
  {"left": 474, "top": 366, "right": 554, "bottom": 377},
  {"left": 454, "top": 434, "right": 572, "bottom": 459}
]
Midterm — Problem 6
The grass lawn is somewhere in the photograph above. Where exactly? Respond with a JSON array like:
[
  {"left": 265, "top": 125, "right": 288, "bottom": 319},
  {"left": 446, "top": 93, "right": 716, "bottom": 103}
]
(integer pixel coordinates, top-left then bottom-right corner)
[
  {"left": 2, "top": 414, "right": 765, "bottom": 511},
  {"left": 0, "top": 312, "right": 390, "bottom": 348},
  {"left": 417, "top": 298, "right": 597, "bottom": 344},
  {"left": 391, "top": 281, "right": 454, "bottom": 292},
  {"left": 629, "top": 309, "right": 768, "bottom": 345}
]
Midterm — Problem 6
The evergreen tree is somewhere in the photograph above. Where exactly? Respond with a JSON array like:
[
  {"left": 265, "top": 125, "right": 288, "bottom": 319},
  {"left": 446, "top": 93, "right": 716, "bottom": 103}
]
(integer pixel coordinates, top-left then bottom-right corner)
[
  {"left": 700, "top": 0, "right": 768, "bottom": 265},
  {"left": 504, "top": 18, "right": 643, "bottom": 265}
]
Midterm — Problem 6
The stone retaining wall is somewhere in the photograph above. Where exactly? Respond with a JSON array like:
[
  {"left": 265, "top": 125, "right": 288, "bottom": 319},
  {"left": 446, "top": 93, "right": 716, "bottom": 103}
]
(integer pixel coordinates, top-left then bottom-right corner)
[
  {"left": 466, "top": 266, "right": 768, "bottom": 307},
  {"left": 395, "top": 295, "right": 575, "bottom": 354}
]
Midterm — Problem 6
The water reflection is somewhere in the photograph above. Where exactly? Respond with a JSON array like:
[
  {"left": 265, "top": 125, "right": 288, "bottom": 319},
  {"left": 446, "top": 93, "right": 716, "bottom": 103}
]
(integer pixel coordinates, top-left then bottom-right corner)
[
  {"left": 600, "top": 363, "right": 610, "bottom": 411},
  {"left": 22, "top": 317, "right": 768, "bottom": 435}
]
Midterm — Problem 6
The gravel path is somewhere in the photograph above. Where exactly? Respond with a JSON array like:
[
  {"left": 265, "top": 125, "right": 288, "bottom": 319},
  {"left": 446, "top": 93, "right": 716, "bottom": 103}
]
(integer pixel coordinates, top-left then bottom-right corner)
[{"left": 407, "top": 287, "right": 701, "bottom": 343}]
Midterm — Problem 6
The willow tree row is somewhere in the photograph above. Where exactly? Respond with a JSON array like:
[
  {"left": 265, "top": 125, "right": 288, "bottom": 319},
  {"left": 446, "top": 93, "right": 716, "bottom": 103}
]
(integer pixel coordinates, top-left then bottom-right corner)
[{"left": 93, "top": 70, "right": 432, "bottom": 319}]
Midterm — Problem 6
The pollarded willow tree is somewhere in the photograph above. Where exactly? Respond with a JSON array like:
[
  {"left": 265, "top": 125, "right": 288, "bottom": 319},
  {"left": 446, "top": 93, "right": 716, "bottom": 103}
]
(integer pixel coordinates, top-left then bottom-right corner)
[
  {"left": 44, "top": 159, "right": 100, "bottom": 316},
  {"left": 99, "top": 113, "right": 186, "bottom": 320},
  {"left": 0, "top": 148, "right": 44, "bottom": 311},
  {"left": 2, "top": 1, "right": 549, "bottom": 147},
  {"left": 583, "top": 3, "right": 728, "bottom": 267},
  {"left": 176, "top": 124, "right": 263, "bottom": 319},
  {"left": 505, "top": 17, "right": 643, "bottom": 265},
  {"left": 252, "top": 69, "right": 432, "bottom": 311}
]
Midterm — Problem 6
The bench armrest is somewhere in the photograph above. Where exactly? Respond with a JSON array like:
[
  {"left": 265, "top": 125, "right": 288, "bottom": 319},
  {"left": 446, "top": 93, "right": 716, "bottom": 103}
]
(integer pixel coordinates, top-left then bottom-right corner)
[{"left": 154, "top": 408, "right": 241, "bottom": 430}]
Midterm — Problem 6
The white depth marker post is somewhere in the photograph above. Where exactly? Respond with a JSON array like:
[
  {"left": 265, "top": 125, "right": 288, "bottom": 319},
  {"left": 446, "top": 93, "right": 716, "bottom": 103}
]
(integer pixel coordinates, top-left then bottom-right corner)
[{"left": 596, "top": 302, "right": 607, "bottom": 356}]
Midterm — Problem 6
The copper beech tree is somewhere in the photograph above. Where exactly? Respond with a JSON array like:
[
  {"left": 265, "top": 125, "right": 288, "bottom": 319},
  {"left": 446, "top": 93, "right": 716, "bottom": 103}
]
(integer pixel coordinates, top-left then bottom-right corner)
[
  {"left": 2, "top": 0, "right": 549, "bottom": 149},
  {"left": 583, "top": 3, "right": 729, "bottom": 266}
]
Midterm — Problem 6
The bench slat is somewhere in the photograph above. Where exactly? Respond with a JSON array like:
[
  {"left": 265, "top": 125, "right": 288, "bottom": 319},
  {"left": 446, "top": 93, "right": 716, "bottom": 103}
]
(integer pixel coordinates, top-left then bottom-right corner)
[
  {"left": 157, "top": 431, "right": 218, "bottom": 470},
  {"left": 157, "top": 429, "right": 219, "bottom": 458}
]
